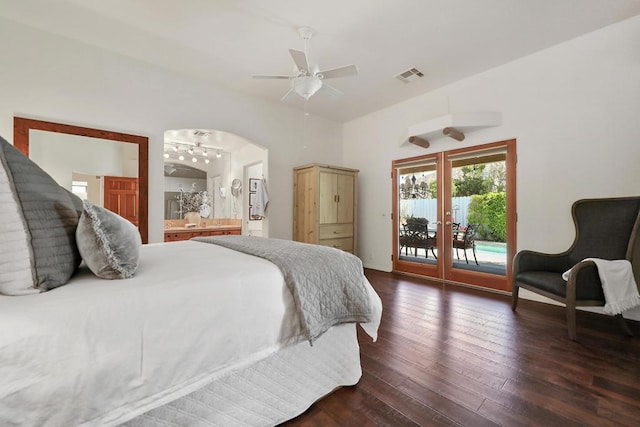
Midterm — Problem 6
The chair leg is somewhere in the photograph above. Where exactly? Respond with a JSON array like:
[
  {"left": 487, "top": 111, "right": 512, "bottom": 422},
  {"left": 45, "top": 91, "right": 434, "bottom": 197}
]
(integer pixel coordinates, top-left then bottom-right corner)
[
  {"left": 615, "top": 314, "right": 634, "bottom": 337},
  {"left": 430, "top": 247, "right": 437, "bottom": 259},
  {"left": 511, "top": 284, "right": 519, "bottom": 311},
  {"left": 472, "top": 246, "right": 478, "bottom": 265},
  {"left": 566, "top": 301, "right": 577, "bottom": 341},
  {"left": 456, "top": 248, "right": 460, "bottom": 260},
  {"left": 464, "top": 249, "right": 469, "bottom": 264}
]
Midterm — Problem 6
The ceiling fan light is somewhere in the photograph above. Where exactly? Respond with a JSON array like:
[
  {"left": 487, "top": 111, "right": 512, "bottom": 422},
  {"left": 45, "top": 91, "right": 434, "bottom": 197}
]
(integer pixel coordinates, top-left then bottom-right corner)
[
  {"left": 216, "top": 150, "right": 222, "bottom": 158},
  {"left": 294, "top": 76, "right": 322, "bottom": 100},
  {"left": 192, "top": 157, "right": 197, "bottom": 163},
  {"left": 204, "top": 158, "right": 210, "bottom": 164},
  {"left": 178, "top": 155, "right": 184, "bottom": 161},
  {"left": 163, "top": 153, "right": 169, "bottom": 159}
]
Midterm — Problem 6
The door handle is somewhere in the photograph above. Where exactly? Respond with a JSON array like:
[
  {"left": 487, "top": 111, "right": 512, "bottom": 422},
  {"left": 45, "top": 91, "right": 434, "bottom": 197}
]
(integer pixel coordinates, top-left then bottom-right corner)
[{"left": 445, "top": 221, "right": 451, "bottom": 225}]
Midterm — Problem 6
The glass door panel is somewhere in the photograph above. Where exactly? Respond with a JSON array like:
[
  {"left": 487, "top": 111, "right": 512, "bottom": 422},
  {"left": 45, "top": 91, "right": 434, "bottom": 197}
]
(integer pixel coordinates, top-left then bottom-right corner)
[{"left": 393, "top": 154, "right": 442, "bottom": 279}]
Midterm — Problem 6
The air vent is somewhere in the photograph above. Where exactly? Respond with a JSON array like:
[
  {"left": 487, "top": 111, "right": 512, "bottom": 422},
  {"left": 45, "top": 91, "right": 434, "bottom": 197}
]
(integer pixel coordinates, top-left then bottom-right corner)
[
  {"left": 396, "top": 67, "right": 424, "bottom": 84},
  {"left": 193, "top": 130, "right": 211, "bottom": 137}
]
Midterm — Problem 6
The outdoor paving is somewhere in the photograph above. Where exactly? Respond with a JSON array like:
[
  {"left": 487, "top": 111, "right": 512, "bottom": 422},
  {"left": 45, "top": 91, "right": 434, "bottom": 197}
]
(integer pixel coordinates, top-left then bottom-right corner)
[{"left": 400, "top": 241, "right": 507, "bottom": 273}]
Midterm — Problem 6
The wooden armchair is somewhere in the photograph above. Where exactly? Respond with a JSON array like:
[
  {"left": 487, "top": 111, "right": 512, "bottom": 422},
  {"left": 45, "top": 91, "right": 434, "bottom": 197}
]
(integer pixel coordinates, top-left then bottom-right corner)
[{"left": 512, "top": 197, "right": 640, "bottom": 340}]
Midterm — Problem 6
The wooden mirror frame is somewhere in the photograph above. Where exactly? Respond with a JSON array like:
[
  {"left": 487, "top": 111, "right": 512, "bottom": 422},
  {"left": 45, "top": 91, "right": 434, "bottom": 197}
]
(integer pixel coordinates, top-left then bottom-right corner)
[{"left": 13, "top": 117, "right": 149, "bottom": 243}]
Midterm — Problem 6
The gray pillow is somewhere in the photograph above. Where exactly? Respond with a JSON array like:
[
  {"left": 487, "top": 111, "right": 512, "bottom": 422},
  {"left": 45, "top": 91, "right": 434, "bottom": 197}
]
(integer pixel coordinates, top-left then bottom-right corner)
[
  {"left": 0, "top": 136, "right": 83, "bottom": 295},
  {"left": 76, "top": 201, "right": 141, "bottom": 279}
]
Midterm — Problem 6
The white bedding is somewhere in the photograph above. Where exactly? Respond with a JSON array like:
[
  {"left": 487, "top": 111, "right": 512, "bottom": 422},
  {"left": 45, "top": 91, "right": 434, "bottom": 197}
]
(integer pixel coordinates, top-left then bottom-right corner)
[{"left": 0, "top": 241, "right": 382, "bottom": 426}]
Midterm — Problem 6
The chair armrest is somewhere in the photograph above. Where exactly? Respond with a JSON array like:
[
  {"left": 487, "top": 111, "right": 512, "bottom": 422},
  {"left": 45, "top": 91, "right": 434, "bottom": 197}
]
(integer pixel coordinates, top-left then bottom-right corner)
[
  {"left": 565, "top": 260, "right": 600, "bottom": 302},
  {"left": 513, "top": 250, "right": 571, "bottom": 275}
]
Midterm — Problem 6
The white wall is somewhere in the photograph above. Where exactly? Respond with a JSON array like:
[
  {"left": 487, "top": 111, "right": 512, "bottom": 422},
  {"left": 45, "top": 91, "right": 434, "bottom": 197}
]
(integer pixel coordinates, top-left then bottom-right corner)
[
  {"left": 0, "top": 17, "right": 343, "bottom": 243},
  {"left": 344, "top": 16, "right": 640, "bottom": 319}
]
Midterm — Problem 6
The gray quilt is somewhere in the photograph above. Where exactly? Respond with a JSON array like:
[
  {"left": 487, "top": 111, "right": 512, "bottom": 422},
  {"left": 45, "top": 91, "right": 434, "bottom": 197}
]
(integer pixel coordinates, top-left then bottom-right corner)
[{"left": 192, "top": 235, "right": 374, "bottom": 344}]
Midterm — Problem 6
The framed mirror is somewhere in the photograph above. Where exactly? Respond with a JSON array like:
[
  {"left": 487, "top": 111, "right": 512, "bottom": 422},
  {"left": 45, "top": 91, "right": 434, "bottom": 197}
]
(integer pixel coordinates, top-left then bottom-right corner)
[{"left": 13, "top": 117, "right": 149, "bottom": 243}]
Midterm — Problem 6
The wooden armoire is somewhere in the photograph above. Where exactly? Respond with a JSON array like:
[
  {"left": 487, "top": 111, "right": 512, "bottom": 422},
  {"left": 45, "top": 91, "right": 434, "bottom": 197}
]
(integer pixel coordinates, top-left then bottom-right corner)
[{"left": 293, "top": 163, "right": 358, "bottom": 254}]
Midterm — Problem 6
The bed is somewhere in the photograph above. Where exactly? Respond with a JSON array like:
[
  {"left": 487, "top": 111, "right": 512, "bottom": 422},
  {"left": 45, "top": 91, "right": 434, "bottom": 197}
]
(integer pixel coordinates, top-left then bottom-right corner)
[{"left": 0, "top": 136, "right": 382, "bottom": 426}]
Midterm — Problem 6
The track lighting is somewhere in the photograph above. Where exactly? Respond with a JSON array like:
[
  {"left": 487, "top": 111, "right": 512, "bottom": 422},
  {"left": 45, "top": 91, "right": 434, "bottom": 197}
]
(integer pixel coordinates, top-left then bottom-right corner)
[{"left": 164, "top": 141, "right": 222, "bottom": 164}]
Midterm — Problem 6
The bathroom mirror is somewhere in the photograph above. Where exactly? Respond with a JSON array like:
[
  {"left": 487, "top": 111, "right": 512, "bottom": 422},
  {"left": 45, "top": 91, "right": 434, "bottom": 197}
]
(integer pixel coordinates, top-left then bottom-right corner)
[
  {"left": 13, "top": 117, "right": 149, "bottom": 243},
  {"left": 163, "top": 129, "right": 239, "bottom": 221}
]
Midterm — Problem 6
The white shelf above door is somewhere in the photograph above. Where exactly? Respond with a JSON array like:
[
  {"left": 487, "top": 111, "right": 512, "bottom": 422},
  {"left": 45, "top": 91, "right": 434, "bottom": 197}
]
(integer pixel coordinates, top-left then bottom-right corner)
[{"left": 402, "top": 112, "right": 502, "bottom": 147}]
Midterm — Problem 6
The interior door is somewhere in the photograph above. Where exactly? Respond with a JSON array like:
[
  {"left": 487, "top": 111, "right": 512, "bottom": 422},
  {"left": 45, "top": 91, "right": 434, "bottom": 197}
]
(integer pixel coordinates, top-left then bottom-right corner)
[
  {"left": 103, "top": 176, "right": 139, "bottom": 227},
  {"left": 393, "top": 140, "right": 516, "bottom": 292}
]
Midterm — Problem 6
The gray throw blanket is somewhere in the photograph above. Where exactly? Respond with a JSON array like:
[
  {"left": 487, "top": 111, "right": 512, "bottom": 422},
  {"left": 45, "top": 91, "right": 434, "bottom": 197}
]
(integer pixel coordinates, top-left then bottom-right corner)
[{"left": 192, "top": 235, "right": 374, "bottom": 344}]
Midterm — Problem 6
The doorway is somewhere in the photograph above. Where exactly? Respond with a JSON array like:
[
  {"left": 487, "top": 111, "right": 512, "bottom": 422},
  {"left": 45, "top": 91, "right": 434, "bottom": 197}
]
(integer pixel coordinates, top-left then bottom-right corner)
[
  {"left": 244, "top": 161, "right": 264, "bottom": 237},
  {"left": 392, "top": 140, "right": 516, "bottom": 292}
]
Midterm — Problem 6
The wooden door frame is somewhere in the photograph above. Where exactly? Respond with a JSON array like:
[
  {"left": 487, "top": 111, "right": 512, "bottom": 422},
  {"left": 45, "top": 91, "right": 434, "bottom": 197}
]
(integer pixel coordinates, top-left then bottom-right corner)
[
  {"left": 444, "top": 139, "right": 517, "bottom": 292},
  {"left": 392, "top": 152, "right": 442, "bottom": 278},
  {"left": 392, "top": 139, "right": 517, "bottom": 293}
]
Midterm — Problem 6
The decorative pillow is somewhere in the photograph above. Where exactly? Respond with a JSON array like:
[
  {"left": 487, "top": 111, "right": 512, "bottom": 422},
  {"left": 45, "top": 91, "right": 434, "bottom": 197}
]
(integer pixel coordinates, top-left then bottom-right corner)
[
  {"left": 76, "top": 201, "right": 141, "bottom": 279},
  {"left": 0, "top": 136, "right": 83, "bottom": 295}
]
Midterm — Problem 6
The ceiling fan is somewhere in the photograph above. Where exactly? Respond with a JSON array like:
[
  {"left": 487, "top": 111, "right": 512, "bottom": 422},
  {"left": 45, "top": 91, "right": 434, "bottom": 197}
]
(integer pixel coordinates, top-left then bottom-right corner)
[{"left": 252, "top": 27, "right": 358, "bottom": 101}]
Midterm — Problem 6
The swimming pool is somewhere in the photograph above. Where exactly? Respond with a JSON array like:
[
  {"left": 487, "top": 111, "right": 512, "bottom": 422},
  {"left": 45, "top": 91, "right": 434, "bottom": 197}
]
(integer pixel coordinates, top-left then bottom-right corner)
[{"left": 475, "top": 242, "right": 507, "bottom": 254}]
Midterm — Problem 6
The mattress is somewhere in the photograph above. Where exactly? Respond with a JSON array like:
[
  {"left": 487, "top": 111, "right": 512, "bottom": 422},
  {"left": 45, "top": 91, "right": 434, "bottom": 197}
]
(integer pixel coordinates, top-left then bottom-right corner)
[{"left": 0, "top": 240, "right": 382, "bottom": 426}]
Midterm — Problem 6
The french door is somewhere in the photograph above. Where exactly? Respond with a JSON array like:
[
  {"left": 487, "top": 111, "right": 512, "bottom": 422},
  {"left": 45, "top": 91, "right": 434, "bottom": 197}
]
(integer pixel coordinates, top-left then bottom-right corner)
[{"left": 392, "top": 140, "right": 516, "bottom": 292}]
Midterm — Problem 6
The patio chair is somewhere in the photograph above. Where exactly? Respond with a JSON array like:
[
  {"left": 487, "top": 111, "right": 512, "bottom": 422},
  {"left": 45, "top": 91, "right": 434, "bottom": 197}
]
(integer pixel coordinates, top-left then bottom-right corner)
[
  {"left": 512, "top": 196, "right": 640, "bottom": 340},
  {"left": 399, "top": 226, "right": 411, "bottom": 255},
  {"left": 403, "top": 217, "right": 437, "bottom": 259},
  {"left": 453, "top": 224, "right": 479, "bottom": 265}
]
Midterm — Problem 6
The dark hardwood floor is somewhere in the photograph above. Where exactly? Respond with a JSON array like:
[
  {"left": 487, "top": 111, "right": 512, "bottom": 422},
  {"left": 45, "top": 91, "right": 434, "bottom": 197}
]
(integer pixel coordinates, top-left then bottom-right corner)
[{"left": 283, "top": 269, "right": 640, "bottom": 427}]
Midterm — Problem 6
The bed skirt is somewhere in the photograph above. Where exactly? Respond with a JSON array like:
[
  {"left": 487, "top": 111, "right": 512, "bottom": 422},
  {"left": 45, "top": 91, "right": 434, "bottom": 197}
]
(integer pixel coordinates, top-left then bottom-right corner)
[{"left": 120, "top": 323, "right": 362, "bottom": 426}]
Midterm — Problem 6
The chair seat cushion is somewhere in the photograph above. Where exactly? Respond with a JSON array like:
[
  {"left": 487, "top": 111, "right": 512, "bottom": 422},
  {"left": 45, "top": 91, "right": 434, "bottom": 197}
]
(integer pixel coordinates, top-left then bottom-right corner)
[{"left": 516, "top": 270, "right": 605, "bottom": 301}]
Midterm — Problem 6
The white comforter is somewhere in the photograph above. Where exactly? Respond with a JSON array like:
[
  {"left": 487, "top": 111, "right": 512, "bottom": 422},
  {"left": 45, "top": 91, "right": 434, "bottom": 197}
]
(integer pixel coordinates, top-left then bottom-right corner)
[{"left": 0, "top": 241, "right": 382, "bottom": 426}]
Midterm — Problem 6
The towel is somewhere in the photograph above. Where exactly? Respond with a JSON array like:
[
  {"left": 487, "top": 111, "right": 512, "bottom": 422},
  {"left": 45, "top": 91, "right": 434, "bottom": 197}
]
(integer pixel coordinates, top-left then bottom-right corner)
[
  {"left": 252, "top": 178, "right": 269, "bottom": 219},
  {"left": 562, "top": 258, "right": 640, "bottom": 315}
]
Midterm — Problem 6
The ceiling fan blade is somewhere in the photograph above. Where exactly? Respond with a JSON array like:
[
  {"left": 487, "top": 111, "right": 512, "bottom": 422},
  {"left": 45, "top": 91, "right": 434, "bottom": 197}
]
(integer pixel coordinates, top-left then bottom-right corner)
[
  {"left": 281, "top": 87, "right": 296, "bottom": 101},
  {"left": 317, "top": 64, "right": 358, "bottom": 79},
  {"left": 319, "top": 82, "right": 344, "bottom": 97},
  {"left": 252, "top": 74, "right": 291, "bottom": 79},
  {"left": 289, "top": 49, "right": 309, "bottom": 73}
]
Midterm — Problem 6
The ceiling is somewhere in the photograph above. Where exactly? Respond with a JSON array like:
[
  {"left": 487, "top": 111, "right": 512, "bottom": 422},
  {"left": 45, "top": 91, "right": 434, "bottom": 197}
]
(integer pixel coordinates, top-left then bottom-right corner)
[{"left": 2, "top": 0, "right": 640, "bottom": 122}]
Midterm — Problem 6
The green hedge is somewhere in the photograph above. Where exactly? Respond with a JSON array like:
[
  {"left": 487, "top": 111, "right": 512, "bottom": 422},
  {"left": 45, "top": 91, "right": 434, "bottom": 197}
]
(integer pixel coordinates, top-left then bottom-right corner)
[{"left": 467, "top": 192, "right": 506, "bottom": 242}]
